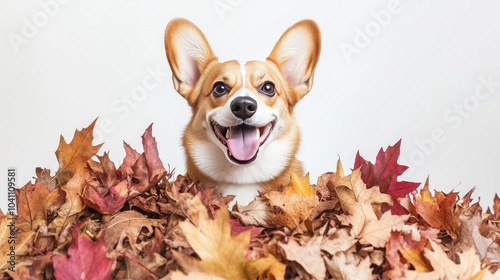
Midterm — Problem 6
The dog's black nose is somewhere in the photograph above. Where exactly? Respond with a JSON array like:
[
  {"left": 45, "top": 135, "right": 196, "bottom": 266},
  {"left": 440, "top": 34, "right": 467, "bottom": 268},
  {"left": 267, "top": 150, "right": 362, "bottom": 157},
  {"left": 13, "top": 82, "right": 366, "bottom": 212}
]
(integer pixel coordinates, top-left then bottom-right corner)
[{"left": 230, "top": 96, "right": 257, "bottom": 120}]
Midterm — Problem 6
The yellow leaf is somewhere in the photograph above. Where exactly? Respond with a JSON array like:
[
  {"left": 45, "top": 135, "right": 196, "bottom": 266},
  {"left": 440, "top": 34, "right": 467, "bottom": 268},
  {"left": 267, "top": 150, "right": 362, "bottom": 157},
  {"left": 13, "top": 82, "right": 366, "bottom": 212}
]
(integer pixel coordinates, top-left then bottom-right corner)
[
  {"left": 285, "top": 172, "right": 315, "bottom": 198},
  {"left": 265, "top": 191, "right": 319, "bottom": 230},
  {"left": 0, "top": 213, "right": 35, "bottom": 271},
  {"left": 399, "top": 245, "right": 432, "bottom": 272},
  {"left": 175, "top": 196, "right": 284, "bottom": 280}
]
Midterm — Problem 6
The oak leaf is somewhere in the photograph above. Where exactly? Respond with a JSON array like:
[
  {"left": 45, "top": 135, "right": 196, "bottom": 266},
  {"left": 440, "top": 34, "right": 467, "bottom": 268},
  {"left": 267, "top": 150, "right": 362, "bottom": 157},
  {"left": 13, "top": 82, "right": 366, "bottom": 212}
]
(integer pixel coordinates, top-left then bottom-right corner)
[
  {"left": 53, "top": 222, "right": 115, "bottom": 280},
  {"left": 104, "top": 210, "right": 164, "bottom": 252},
  {"left": 54, "top": 118, "right": 102, "bottom": 185},
  {"left": 451, "top": 204, "right": 500, "bottom": 263},
  {"left": 174, "top": 196, "right": 285, "bottom": 280},
  {"left": 119, "top": 251, "right": 166, "bottom": 280}
]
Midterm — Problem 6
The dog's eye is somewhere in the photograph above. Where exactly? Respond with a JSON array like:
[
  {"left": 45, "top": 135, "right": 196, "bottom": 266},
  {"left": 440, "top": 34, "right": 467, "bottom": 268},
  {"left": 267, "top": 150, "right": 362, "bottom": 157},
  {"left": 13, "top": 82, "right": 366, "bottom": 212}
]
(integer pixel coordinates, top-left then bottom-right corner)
[
  {"left": 212, "top": 82, "right": 231, "bottom": 97},
  {"left": 259, "top": 82, "right": 276, "bottom": 97}
]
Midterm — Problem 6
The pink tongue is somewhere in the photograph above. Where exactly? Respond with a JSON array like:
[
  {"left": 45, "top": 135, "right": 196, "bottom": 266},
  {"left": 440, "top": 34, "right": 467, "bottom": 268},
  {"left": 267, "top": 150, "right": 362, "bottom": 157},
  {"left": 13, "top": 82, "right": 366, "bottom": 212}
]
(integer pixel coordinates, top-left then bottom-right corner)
[{"left": 226, "top": 125, "right": 259, "bottom": 161}]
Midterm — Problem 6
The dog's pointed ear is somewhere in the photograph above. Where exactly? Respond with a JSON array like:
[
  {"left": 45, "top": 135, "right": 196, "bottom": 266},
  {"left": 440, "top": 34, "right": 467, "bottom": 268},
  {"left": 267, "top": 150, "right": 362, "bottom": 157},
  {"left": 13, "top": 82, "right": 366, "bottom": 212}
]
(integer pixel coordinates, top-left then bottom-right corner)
[
  {"left": 165, "top": 18, "right": 217, "bottom": 103},
  {"left": 267, "top": 20, "right": 321, "bottom": 103}
]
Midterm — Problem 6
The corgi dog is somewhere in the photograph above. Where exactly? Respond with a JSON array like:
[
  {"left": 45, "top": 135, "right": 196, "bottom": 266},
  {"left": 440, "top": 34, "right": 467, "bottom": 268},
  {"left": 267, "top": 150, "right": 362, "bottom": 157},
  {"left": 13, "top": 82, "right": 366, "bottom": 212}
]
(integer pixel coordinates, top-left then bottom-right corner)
[{"left": 164, "top": 18, "right": 321, "bottom": 205}]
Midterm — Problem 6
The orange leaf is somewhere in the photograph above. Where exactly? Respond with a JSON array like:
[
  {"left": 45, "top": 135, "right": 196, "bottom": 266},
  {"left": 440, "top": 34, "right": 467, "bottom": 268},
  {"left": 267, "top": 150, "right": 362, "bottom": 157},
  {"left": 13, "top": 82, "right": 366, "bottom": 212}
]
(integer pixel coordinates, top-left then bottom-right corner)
[
  {"left": 174, "top": 196, "right": 285, "bottom": 279},
  {"left": 54, "top": 119, "right": 102, "bottom": 185},
  {"left": 0, "top": 213, "right": 35, "bottom": 271},
  {"left": 15, "top": 182, "right": 49, "bottom": 231}
]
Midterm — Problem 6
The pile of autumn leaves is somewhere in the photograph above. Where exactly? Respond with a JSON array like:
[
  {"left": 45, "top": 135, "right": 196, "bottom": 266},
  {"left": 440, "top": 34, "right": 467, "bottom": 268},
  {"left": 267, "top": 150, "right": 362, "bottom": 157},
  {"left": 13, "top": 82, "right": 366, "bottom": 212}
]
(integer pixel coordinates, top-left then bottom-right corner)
[{"left": 1, "top": 121, "right": 499, "bottom": 279}]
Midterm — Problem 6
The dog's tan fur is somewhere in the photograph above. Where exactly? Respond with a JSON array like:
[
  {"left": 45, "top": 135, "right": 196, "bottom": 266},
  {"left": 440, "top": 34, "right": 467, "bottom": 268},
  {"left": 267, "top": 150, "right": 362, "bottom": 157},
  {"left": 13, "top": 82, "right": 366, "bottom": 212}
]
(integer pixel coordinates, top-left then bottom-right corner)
[{"left": 165, "top": 18, "right": 320, "bottom": 204}]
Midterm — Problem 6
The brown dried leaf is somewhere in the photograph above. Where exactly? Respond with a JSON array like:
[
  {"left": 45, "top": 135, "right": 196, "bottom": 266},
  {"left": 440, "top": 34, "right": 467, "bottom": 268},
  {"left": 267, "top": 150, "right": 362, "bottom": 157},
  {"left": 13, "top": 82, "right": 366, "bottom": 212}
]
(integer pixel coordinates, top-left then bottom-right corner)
[
  {"left": 0, "top": 213, "right": 35, "bottom": 271},
  {"left": 15, "top": 182, "right": 49, "bottom": 231},
  {"left": 338, "top": 202, "right": 408, "bottom": 247},
  {"left": 175, "top": 196, "right": 284, "bottom": 279},
  {"left": 333, "top": 159, "right": 392, "bottom": 217},
  {"left": 54, "top": 119, "right": 102, "bottom": 185},
  {"left": 280, "top": 236, "right": 326, "bottom": 280},
  {"left": 324, "top": 252, "right": 373, "bottom": 280},
  {"left": 104, "top": 210, "right": 164, "bottom": 252}
]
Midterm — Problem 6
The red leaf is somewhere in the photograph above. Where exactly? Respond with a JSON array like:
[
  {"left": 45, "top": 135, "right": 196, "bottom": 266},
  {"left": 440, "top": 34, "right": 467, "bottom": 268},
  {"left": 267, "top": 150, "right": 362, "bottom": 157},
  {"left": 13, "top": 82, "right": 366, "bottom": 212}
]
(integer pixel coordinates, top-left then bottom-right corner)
[
  {"left": 230, "top": 218, "right": 264, "bottom": 237},
  {"left": 53, "top": 223, "right": 115, "bottom": 280},
  {"left": 129, "top": 154, "right": 150, "bottom": 198},
  {"left": 118, "top": 142, "right": 141, "bottom": 176},
  {"left": 142, "top": 124, "right": 167, "bottom": 186},
  {"left": 82, "top": 153, "right": 129, "bottom": 215},
  {"left": 354, "top": 140, "right": 420, "bottom": 214}
]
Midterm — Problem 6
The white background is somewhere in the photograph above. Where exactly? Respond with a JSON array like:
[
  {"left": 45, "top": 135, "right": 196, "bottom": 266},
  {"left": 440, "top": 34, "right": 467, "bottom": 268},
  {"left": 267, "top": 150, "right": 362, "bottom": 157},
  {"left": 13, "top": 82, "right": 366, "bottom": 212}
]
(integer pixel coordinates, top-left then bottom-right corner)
[{"left": 1, "top": 0, "right": 499, "bottom": 212}]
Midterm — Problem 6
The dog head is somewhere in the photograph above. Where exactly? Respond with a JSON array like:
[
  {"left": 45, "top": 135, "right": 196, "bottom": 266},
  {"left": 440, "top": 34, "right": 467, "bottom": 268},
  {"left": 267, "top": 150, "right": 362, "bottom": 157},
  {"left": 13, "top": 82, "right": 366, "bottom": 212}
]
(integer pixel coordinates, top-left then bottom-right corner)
[{"left": 165, "top": 18, "right": 320, "bottom": 186}]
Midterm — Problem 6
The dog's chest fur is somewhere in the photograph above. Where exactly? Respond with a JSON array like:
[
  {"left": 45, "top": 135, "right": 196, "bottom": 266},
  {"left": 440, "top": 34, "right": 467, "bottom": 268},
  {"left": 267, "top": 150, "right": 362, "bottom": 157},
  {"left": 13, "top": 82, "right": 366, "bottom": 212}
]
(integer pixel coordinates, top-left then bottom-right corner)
[{"left": 165, "top": 18, "right": 320, "bottom": 205}]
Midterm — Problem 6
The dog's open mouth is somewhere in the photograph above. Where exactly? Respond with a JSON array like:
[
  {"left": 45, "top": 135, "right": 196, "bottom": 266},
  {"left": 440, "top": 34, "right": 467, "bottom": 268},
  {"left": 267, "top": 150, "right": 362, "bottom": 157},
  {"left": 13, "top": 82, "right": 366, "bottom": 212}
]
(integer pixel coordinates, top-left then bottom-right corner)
[{"left": 211, "top": 120, "right": 275, "bottom": 164}]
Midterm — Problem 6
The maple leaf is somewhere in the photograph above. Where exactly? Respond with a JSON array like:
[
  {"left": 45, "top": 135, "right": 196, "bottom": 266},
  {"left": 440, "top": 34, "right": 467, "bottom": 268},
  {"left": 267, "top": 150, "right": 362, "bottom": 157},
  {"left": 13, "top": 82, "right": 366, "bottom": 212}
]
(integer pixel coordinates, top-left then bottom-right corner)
[
  {"left": 233, "top": 196, "right": 275, "bottom": 228},
  {"left": 324, "top": 252, "right": 373, "bottom": 280},
  {"left": 53, "top": 222, "right": 115, "bottom": 280},
  {"left": 414, "top": 178, "right": 460, "bottom": 238},
  {"left": 338, "top": 201, "right": 408, "bottom": 248},
  {"left": 385, "top": 226, "right": 440, "bottom": 273},
  {"left": 333, "top": 159, "right": 392, "bottom": 217},
  {"left": 174, "top": 196, "right": 285, "bottom": 280},
  {"left": 420, "top": 241, "right": 487, "bottom": 279},
  {"left": 354, "top": 140, "right": 420, "bottom": 214},
  {"left": 320, "top": 228, "right": 358, "bottom": 256},
  {"left": 286, "top": 172, "right": 316, "bottom": 197},
  {"left": 280, "top": 236, "right": 327, "bottom": 280},
  {"left": 54, "top": 118, "right": 102, "bottom": 185},
  {"left": 265, "top": 172, "right": 319, "bottom": 230},
  {"left": 15, "top": 182, "right": 49, "bottom": 231}
]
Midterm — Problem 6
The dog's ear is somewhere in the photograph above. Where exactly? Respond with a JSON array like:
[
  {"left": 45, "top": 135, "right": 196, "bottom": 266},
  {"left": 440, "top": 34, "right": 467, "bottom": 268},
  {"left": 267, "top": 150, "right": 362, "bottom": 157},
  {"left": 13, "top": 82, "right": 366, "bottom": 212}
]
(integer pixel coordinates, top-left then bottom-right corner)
[
  {"left": 165, "top": 18, "right": 217, "bottom": 103},
  {"left": 267, "top": 20, "right": 321, "bottom": 104}
]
